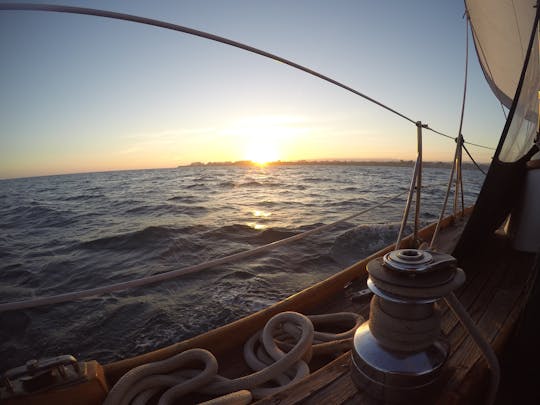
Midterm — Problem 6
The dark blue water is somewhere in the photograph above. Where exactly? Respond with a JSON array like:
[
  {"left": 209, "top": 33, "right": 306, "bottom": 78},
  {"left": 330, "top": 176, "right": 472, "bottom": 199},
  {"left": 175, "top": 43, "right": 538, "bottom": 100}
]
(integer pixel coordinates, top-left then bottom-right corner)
[{"left": 0, "top": 165, "right": 483, "bottom": 371}]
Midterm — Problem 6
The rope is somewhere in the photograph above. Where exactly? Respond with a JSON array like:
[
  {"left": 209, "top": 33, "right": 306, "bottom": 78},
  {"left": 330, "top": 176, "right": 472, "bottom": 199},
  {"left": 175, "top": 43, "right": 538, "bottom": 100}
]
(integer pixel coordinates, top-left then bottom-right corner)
[
  {"left": 424, "top": 124, "right": 495, "bottom": 151},
  {"left": 444, "top": 293, "right": 500, "bottom": 405},
  {"left": 463, "top": 140, "right": 496, "bottom": 150},
  {"left": 462, "top": 143, "right": 487, "bottom": 175},
  {"left": 369, "top": 295, "right": 440, "bottom": 352},
  {"left": 457, "top": 19, "right": 469, "bottom": 150},
  {"left": 104, "top": 311, "right": 363, "bottom": 403},
  {"left": 103, "top": 348, "right": 218, "bottom": 405},
  {"left": 424, "top": 125, "right": 456, "bottom": 141},
  {"left": 430, "top": 17, "right": 481, "bottom": 247},
  {"left": 0, "top": 189, "right": 409, "bottom": 313}
]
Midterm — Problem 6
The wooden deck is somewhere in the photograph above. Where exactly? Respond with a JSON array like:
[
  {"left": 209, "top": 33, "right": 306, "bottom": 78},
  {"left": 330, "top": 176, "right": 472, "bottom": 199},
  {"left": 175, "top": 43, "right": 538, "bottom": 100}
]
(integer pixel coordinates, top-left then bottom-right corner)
[
  {"left": 100, "top": 212, "right": 536, "bottom": 405},
  {"left": 255, "top": 228, "right": 535, "bottom": 405}
]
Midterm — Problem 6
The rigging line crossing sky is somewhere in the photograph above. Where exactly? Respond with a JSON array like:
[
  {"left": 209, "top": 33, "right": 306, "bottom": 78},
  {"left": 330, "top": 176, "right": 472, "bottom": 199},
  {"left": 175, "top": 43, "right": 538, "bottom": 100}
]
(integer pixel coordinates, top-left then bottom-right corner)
[
  {"left": 0, "top": 2, "right": 497, "bottom": 156},
  {"left": 0, "top": 4, "right": 419, "bottom": 123},
  {"left": 0, "top": 1, "right": 505, "bottom": 178}
]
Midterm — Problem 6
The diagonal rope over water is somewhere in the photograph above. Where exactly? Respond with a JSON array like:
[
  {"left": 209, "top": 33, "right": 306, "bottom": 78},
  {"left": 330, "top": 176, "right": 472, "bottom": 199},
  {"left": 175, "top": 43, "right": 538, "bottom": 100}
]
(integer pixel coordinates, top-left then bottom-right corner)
[{"left": 0, "top": 189, "right": 412, "bottom": 313}]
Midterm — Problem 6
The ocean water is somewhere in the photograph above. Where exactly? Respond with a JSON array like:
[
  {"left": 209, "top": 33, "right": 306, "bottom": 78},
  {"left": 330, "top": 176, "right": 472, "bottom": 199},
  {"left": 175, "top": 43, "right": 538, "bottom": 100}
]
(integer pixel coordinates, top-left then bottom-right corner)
[{"left": 0, "top": 164, "right": 483, "bottom": 372}]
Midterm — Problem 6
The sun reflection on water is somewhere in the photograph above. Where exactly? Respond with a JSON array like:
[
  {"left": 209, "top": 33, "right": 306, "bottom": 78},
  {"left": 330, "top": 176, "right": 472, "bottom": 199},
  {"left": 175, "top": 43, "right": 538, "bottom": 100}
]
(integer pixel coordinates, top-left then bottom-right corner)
[{"left": 253, "top": 210, "right": 271, "bottom": 218}]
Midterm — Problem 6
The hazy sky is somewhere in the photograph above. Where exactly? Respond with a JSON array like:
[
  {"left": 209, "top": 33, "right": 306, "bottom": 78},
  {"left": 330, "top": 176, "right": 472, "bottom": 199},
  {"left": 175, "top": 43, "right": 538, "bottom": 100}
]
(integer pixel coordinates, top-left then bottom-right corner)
[{"left": 0, "top": 1, "right": 505, "bottom": 178}]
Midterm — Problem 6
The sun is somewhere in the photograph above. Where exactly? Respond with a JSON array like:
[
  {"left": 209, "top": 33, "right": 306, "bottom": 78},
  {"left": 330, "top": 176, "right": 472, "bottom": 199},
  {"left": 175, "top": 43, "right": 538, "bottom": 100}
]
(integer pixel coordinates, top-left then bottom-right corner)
[{"left": 245, "top": 142, "right": 280, "bottom": 165}]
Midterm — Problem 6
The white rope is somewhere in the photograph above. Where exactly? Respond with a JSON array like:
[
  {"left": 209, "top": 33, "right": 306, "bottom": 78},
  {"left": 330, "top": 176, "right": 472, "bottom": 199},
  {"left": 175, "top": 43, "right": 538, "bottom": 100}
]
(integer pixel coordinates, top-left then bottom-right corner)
[
  {"left": 444, "top": 293, "right": 500, "bottom": 405},
  {"left": 105, "top": 311, "right": 363, "bottom": 404},
  {"left": 0, "top": 190, "right": 409, "bottom": 313}
]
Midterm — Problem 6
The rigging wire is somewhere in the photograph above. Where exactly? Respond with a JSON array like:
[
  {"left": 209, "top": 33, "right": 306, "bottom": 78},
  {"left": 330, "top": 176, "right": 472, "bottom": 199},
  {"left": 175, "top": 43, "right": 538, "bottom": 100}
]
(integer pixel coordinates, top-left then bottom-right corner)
[
  {"left": 457, "top": 17, "right": 470, "bottom": 149},
  {"left": 0, "top": 3, "right": 417, "bottom": 124},
  {"left": 426, "top": 125, "right": 495, "bottom": 151},
  {"left": 462, "top": 143, "right": 488, "bottom": 175},
  {"left": 0, "top": 3, "right": 497, "bottom": 151},
  {"left": 462, "top": 140, "right": 496, "bottom": 150},
  {"left": 431, "top": 16, "right": 473, "bottom": 247}
]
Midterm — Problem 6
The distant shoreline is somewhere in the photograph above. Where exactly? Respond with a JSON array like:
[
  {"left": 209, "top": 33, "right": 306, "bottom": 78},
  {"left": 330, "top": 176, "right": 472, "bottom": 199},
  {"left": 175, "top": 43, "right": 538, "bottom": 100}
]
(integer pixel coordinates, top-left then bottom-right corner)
[{"left": 180, "top": 160, "right": 489, "bottom": 171}]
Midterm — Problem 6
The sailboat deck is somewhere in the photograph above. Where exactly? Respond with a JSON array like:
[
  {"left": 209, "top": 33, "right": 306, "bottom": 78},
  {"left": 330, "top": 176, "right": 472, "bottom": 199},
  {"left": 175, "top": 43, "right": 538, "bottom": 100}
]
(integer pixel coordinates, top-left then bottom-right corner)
[
  {"left": 102, "top": 214, "right": 536, "bottom": 405},
  {"left": 255, "top": 232, "right": 535, "bottom": 405}
]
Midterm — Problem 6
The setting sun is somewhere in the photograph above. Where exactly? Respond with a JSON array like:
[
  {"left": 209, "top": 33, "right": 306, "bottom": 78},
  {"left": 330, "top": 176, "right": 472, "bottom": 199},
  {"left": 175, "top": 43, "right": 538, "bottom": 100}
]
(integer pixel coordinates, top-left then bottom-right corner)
[
  {"left": 220, "top": 115, "right": 309, "bottom": 166},
  {"left": 245, "top": 142, "right": 280, "bottom": 165}
]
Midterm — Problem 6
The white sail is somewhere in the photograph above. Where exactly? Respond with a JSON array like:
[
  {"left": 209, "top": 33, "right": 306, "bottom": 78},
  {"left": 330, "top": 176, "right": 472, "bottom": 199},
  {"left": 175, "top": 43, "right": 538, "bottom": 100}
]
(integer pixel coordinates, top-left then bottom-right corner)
[{"left": 466, "top": 0, "right": 539, "bottom": 162}]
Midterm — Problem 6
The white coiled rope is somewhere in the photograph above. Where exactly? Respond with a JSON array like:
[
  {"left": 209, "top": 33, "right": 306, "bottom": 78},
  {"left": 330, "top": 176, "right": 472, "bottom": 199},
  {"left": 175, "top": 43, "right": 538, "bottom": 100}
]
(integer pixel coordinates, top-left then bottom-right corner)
[{"left": 105, "top": 311, "right": 363, "bottom": 404}]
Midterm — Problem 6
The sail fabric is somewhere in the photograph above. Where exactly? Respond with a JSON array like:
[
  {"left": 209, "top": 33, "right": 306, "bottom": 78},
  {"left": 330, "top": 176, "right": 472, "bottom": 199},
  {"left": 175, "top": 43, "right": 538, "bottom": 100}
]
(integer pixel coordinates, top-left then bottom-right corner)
[
  {"left": 466, "top": 0, "right": 539, "bottom": 162},
  {"left": 500, "top": 39, "right": 539, "bottom": 162}
]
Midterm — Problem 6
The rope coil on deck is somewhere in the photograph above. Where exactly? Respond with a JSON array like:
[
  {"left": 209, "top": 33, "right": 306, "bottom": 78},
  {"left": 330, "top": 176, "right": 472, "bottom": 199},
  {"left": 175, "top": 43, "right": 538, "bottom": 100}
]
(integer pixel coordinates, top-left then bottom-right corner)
[{"left": 105, "top": 311, "right": 363, "bottom": 404}]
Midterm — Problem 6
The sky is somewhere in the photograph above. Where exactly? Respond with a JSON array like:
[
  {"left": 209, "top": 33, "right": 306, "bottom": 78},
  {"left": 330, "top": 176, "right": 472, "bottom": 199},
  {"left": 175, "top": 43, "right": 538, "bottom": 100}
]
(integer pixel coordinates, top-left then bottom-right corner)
[{"left": 0, "top": 1, "right": 506, "bottom": 178}]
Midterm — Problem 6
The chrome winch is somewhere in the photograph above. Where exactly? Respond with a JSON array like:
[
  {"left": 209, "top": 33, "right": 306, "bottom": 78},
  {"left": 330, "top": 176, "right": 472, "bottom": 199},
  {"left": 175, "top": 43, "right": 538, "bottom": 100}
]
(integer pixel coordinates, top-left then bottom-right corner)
[{"left": 350, "top": 248, "right": 465, "bottom": 404}]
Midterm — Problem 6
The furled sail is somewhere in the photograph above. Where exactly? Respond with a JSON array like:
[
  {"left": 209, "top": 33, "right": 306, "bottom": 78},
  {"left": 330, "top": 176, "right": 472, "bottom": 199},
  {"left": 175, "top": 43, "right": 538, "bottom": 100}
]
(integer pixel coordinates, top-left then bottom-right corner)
[{"left": 466, "top": 0, "right": 539, "bottom": 162}]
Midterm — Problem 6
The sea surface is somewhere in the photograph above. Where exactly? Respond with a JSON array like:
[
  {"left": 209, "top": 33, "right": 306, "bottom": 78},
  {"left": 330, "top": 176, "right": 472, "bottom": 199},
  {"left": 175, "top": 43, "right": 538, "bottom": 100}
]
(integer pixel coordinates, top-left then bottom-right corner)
[{"left": 0, "top": 164, "right": 484, "bottom": 372}]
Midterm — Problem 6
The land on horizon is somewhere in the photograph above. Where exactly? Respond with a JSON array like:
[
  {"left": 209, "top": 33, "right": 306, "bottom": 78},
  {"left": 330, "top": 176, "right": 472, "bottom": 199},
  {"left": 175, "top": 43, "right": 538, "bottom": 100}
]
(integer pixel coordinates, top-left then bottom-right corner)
[{"left": 181, "top": 159, "right": 489, "bottom": 171}]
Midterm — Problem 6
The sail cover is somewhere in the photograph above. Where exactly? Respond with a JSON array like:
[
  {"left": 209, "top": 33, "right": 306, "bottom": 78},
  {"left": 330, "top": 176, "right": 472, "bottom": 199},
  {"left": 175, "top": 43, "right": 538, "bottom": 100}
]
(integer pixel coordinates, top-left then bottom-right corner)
[{"left": 466, "top": 0, "right": 539, "bottom": 162}]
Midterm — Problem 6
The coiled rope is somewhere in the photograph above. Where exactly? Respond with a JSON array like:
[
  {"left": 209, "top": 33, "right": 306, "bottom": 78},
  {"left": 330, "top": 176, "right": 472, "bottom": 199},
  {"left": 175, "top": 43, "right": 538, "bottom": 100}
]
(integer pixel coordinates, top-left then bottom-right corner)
[{"left": 104, "top": 311, "right": 363, "bottom": 404}]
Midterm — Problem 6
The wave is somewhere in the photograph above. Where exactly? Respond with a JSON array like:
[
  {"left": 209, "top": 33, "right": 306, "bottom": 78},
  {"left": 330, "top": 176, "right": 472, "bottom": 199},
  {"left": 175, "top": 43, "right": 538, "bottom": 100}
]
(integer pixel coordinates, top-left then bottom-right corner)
[
  {"left": 78, "top": 225, "right": 182, "bottom": 251},
  {"left": 1, "top": 205, "right": 76, "bottom": 228},
  {"left": 167, "top": 195, "right": 205, "bottom": 203},
  {"left": 185, "top": 183, "right": 210, "bottom": 190},
  {"left": 239, "top": 181, "right": 263, "bottom": 187},
  {"left": 126, "top": 204, "right": 208, "bottom": 216},
  {"left": 218, "top": 181, "right": 236, "bottom": 188},
  {"left": 0, "top": 165, "right": 485, "bottom": 373},
  {"left": 330, "top": 223, "right": 411, "bottom": 267},
  {"left": 204, "top": 224, "right": 259, "bottom": 242},
  {"left": 237, "top": 181, "right": 281, "bottom": 188},
  {"left": 63, "top": 193, "right": 105, "bottom": 202},
  {"left": 203, "top": 224, "right": 298, "bottom": 245},
  {"left": 254, "top": 228, "right": 299, "bottom": 244}
]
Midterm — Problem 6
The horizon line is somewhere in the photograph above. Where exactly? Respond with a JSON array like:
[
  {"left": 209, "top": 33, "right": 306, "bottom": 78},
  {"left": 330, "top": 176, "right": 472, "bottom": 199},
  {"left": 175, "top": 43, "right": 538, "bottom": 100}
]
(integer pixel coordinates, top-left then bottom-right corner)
[{"left": 1, "top": 158, "right": 491, "bottom": 181}]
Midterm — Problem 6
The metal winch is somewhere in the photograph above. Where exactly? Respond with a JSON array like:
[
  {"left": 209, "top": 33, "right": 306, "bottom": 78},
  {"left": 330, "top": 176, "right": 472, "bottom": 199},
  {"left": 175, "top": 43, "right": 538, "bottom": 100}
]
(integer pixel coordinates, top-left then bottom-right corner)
[{"left": 350, "top": 248, "right": 465, "bottom": 404}]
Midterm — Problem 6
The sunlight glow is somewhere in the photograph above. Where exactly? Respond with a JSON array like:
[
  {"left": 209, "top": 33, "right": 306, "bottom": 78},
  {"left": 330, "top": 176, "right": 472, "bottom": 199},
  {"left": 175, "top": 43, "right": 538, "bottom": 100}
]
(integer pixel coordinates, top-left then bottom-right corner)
[
  {"left": 245, "top": 142, "right": 280, "bottom": 165},
  {"left": 246, "top": 222, "right": 267, "bottom": 230},
  {"left": 220, "top": 115, "right": 310, "bottom": 164}
]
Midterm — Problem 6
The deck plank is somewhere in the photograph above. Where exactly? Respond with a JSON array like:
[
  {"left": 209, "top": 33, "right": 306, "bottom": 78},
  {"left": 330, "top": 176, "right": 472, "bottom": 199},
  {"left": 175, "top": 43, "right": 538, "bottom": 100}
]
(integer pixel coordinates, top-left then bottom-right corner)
[
  {"left": 300, "top": 371, "right": 358, "bottom": 405},
  {"left": 255, "top": 353, "right": 350, "bottom": 405}
]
